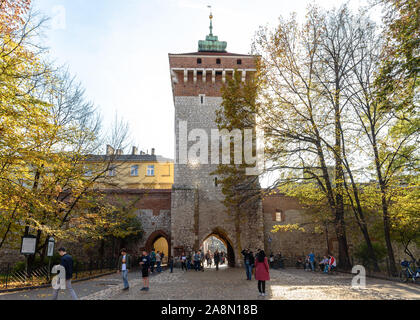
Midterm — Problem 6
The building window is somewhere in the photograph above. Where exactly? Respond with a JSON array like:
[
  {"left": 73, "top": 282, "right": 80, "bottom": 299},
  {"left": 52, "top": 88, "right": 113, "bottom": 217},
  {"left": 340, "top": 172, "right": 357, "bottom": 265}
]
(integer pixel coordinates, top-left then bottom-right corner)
[
  {"left": 216, "top": 58, "right": 221, "bottom": 64},
  {"left": 147, "top": 165, "right": 155, "bottom": 176},
  {"left": 131, "top": 165, "right": 139, "bottom": 176},
  {"left": 274, "top": 210, "right": 284, "bottom": 222},
  {"left": 199, "top": 94, "right": 205, "bottom": 105},
  {"left": 197, "top": 58, "right": 202, "bottom": 64},
  {"left": 108, "top": 167, "right": 116, "bottom": 177},
  {"left": 214, "top": 177, "right": 218, "bottom": 187},
  {"left": 237, "top": 59, "right": 242, "bottom": 65}
]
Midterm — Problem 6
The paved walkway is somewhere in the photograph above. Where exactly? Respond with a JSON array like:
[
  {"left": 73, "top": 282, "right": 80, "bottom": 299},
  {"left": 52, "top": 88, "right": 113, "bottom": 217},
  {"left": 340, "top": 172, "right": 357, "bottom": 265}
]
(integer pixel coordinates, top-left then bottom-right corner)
[{"left": 0, "top": 267, "right": 419, "bottom": 300}]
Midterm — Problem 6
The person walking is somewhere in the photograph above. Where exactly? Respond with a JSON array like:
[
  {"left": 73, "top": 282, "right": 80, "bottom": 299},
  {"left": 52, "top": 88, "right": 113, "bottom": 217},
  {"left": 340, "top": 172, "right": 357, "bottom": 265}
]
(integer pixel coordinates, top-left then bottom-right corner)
[
  {"left": 52, "top": 248, "right": 78, "bottom": 300},
  {"left": 169, "top": 256, "right": 174, "bottom": 273},
  {"left": 249, "top": 250, "right": 255, "bottom": 279},
  {"left": 181, "top": 252, "right": 187, "bottom": 271},
  {"left": 214, "top": 250, "right": 220, "bottom": 271},
  {"left": 200, "top": 250, "right": 205, "bottom": 272},
  {"left": 156, "top": 251, "right": 162, "bottom": 273},
  {"left": 140, "top": 251, "right": 151, "bottom": 291},
  {"left": 255, "top": 250, "right": 270, "bottom": 297},
  {"left": 149, "top": 248, "right": 156, "bottom": 273},
  {"left": 117, "top": 248, "right": 131, "bottom": 291},
  {"left": 193, "top": 251, "right": 200, "bottom": 271},
  {"left": 308, "top": 251, "right": 315, "bottom": 271},
  {"left": 187, "top": 253, "right": 192, "bottom": 270}
]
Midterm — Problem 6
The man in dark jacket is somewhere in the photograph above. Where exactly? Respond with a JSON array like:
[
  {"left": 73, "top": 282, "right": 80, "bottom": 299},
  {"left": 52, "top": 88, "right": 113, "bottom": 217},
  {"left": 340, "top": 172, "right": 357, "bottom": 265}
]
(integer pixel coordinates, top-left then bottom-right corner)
[
  {"left": 117, "top": 248, "right": 131, "bottom": 290},
  {"left": 214, "top": 250, "right": 220, "bottom": 271},
  {"left": 52, "top": 248, "right": 78, "bottom": 300},
  {"left": 241, "top": 249, "right": 253, "bottom": 280}
]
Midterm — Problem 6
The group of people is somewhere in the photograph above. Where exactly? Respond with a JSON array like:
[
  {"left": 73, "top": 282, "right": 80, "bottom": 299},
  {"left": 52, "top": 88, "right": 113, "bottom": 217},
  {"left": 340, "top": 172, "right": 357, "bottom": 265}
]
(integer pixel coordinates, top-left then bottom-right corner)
[
  {"left": 118, "top": 248, "right": 172, "bottom": 292},
  {"left": 179, "top": 249, "right": 227, "bottom": 272},
  {"left": 241, "top": 249, "right": 271, "bottom": 297},
  {"left": 296, "top": 252, "right": 337, "bottom": 273}
]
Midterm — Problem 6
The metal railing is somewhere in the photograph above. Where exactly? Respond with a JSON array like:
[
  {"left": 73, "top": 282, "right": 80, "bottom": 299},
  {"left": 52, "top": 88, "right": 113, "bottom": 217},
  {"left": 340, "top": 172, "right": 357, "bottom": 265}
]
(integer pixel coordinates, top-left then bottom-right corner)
[{"left": 0, "top": 257, "right": 118, "bottom": 291}]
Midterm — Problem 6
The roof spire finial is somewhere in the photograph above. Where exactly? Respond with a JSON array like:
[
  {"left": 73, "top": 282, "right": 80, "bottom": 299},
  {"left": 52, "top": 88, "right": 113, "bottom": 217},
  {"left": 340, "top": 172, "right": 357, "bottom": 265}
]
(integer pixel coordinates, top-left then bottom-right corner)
[
  {"left": 207, "top": 5, "right": 213, "bottom": 36},
  {"left": 198, "top": 5, "right": 227, "bottom": 52}
]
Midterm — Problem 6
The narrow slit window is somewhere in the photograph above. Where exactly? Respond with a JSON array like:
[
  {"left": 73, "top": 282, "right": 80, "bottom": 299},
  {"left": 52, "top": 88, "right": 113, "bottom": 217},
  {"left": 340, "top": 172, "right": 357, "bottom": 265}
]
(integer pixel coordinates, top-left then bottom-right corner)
[{"left": 199, "top": 94, "right": 205, "bottom": 105}]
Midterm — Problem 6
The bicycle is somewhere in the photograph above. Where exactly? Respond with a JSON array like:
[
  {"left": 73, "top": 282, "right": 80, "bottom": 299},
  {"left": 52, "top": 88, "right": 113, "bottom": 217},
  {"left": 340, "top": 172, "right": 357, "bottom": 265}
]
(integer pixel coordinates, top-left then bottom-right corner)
[{"left": 399, "top": 260, "right": 420, "bottom": 283}]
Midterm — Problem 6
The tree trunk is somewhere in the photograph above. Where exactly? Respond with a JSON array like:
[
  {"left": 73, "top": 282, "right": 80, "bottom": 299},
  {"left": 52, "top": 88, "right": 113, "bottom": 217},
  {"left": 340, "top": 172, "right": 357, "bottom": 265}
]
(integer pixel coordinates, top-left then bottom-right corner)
[{"left": 371, "top": 134, "right": 397, "bottom": 275}]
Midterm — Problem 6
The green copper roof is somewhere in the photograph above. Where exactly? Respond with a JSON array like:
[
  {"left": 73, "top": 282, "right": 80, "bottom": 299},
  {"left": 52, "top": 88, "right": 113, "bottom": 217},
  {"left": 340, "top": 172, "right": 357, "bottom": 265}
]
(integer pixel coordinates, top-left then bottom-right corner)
[{"left": 198, "top": 12, "right": 227, "bottom": 52}]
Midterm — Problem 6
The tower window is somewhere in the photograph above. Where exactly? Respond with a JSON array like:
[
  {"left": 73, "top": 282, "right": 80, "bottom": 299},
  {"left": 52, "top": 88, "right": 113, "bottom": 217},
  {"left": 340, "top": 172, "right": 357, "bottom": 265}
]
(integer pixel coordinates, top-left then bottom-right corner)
[
  {"left": 216, "top": 58, "right": 221, "bottom": 64},
  {"left": 274, "top": 210, "right": 284, "bottom": 222},
  {"left": 197, "top": 58, "right": 202, "bottom": 64},
  {"left": 214, "top": 177, "right": 218, "bottom": 187},
  {"left": 237, "top": 59, "right": 242, "bottom": 65}
]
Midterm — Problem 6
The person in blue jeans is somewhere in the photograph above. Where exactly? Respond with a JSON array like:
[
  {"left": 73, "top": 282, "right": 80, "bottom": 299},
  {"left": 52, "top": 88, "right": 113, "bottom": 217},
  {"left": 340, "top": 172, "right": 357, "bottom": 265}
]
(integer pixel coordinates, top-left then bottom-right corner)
[
  {"left": 241, "top": 249, "right": 253, "bottom": 280},
  {"left": 156, "top": 251, "right": 162, "bottom": 273},
  {"left": 308, "top": 252, "right": 315, "bottom": 271},
  {"left": 193, "top": 251, "right": 200, "bottom": 271},
  {"left": 117, "top": 248, "right": 131, "bottom": 290}
]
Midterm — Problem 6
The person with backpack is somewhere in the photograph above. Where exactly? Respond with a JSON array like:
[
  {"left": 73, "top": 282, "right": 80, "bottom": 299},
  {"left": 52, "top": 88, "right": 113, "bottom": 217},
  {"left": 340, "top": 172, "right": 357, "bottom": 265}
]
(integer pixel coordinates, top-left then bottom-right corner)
[
  {"left": 140, "top": 250, "right": 151, "bottom": 291},
  {"left": 117, "top": 248, "right": 131, "bottom": 291},
  {"left": 255, "top": 250, "right": 270, "bottom": 297}
]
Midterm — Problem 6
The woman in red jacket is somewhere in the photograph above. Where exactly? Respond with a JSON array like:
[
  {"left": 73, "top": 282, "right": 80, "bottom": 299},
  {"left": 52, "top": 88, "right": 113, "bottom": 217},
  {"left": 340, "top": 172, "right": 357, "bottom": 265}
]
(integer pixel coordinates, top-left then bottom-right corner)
[{"left": 255, "top": 250, "right": 270, "bottom": 296}]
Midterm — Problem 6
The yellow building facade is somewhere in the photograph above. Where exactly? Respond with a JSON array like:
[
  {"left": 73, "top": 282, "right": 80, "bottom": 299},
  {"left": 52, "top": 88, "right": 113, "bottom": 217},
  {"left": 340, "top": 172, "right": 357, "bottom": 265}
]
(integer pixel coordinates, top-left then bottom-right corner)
[{"left": 86, "top": 146, "right": 174, "bottom": 190}]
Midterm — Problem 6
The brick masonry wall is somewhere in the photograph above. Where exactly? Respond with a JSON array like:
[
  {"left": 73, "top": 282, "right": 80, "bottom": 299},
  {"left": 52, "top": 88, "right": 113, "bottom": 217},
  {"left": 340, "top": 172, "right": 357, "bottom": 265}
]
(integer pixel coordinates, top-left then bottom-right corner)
[
  {"left": 169, "top": 54, "right": 256, "bottom": 97},
  {"left": 104, "top": 190, "right": 172, "bottom": 256},
  {"left": 262, "top": 194, "right": 327, "bottom": 260}
]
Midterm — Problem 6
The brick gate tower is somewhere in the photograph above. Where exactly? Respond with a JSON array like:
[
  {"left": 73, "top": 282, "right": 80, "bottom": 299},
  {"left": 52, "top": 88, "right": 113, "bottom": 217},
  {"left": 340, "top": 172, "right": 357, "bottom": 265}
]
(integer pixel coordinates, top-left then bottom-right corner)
[{"left": 168, "top": 12, "right": 265, "bottom": 266}]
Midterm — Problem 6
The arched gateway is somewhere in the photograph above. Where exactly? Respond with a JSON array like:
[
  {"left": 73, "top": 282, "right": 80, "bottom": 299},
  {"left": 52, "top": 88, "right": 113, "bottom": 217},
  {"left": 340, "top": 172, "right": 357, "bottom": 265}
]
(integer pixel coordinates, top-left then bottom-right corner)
[
  {"left": 202, "top": 228, "right": 235, "bottom": 267},
  {"left": 168, "top": 14, "right": 265, "bottom": 266}
]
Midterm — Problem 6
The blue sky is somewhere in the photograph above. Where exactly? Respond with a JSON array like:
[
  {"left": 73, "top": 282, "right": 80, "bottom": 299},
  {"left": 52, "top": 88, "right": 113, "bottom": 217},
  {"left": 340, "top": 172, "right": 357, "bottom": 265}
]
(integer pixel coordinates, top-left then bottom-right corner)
[{"left": 33, "top": 0, "right": 376, "bottom": 160}]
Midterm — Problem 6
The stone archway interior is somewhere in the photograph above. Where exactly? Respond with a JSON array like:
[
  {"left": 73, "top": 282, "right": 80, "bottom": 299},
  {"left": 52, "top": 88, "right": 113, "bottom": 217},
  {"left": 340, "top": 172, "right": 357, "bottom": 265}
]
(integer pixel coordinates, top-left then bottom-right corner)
[
  {"left": 153, "top": 237, "right": 168, "bottom": 262},
  {"left": 202, "top": 228, "right": 235, "bottom": 268}
]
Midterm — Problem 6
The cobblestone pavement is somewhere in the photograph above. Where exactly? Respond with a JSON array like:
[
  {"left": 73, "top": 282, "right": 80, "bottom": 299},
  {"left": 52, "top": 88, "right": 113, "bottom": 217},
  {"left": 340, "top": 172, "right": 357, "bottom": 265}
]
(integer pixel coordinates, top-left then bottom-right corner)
[
  {"left": 0, "top": 267, "right": 419, "bottom": 300},
  {"left": 86, "top": 267, "right": 420, "bottom": 300}
]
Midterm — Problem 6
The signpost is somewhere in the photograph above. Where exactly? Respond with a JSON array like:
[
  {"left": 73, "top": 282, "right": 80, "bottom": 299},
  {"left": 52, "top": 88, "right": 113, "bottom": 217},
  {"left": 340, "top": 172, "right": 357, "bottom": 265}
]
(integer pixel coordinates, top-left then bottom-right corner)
[
  {"left": 20, "top": 235, "right": 37, "bottom": 282},
  {"left": 47, "top": 237, "right": 55, "bottom": 281}
]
